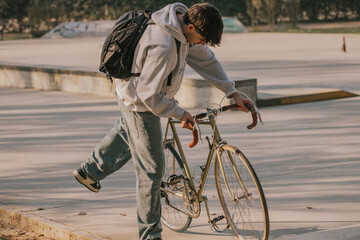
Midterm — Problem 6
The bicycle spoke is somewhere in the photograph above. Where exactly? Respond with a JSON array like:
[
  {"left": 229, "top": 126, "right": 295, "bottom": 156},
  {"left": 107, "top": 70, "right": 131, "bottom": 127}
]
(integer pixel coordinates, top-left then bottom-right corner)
[
  {"left": 161, "top": 143, "right": 192, "bottom": 232},
  {"left": 215, "top": 145, "right": 269, "bottom": 240}
]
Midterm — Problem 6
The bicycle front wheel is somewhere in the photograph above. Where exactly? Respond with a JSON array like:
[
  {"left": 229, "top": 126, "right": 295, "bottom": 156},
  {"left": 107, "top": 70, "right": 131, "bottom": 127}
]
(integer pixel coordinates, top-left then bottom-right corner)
[
  {"left": 214, "top": 144, "right": 269, "bottom": 240},
  {"left": 160, "top": 142, "right": 192, "bottom": 232}
]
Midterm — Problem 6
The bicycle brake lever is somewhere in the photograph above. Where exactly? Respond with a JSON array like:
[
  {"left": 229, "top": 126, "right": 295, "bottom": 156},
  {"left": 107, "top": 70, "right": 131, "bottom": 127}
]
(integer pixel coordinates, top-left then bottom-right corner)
[
  {"left": 194, "top": 121, "right": 203, "bottom": 144},
  {"left": 253, "top": 105, "right": 264, "bottom": 125}
]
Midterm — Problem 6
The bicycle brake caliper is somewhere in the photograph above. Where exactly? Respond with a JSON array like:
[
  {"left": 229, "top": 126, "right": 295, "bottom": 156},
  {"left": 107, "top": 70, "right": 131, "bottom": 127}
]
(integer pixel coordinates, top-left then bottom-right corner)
[{"left": 215, "top": 140, "right": 227, "bottom": 150}]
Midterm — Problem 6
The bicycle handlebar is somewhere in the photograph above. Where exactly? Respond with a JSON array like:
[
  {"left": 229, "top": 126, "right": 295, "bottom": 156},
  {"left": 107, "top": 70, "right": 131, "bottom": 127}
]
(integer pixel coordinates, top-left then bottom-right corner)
[{"left": 188, "top": 103, "right": 258, "bottom": 148}]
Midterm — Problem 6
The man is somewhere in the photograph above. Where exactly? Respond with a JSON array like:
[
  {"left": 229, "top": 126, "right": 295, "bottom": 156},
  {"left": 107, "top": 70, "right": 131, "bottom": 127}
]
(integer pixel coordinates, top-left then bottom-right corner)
[{"left": 72, "top": 2, "right": 252, "bottom": 240}]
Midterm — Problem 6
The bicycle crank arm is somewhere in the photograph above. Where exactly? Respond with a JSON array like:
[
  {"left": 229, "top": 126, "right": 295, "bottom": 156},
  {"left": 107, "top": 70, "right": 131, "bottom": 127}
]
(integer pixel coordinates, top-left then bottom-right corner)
[
  {"left": 161, "top": 187, "right": 183, "bottom": 198},
  {"left": 203, "top": 196, "right": 230, "bottom": 232},
  {"left": 161, "top": 189, "right": 196, "bottom": 217}
]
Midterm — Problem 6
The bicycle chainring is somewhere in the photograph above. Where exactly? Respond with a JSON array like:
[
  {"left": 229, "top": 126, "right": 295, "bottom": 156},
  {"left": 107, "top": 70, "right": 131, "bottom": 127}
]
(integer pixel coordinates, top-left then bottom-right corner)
[{"left": 183, "top": 180, "right": 201, "bottom": 218}]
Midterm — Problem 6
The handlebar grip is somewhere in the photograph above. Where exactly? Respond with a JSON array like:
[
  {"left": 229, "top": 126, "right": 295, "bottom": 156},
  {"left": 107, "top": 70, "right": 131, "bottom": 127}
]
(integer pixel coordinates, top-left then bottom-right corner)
[
  {"left": 220, "top": 103, "right": 258, "bottom": 129},
  {"left": 188, "top": 122, "right": 198, "bottom": 148},
  {"left": 245, "top": 103, "right": 258, "bottom": 129}
]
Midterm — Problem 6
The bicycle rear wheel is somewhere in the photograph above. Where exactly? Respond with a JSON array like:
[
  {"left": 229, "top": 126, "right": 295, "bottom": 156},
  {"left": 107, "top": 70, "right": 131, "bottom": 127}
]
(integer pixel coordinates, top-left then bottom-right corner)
[
  {"left": 161, "top": 142, "right": 192, "bottom": 232},
  {"left": 214, "top": 144, "right": 269, "bottom": 240}
]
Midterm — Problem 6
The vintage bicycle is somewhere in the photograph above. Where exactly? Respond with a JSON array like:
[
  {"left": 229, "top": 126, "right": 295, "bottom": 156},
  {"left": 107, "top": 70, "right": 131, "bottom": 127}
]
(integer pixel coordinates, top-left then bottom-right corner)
[{"left": 160, "top": 102, "right": 269, "bottom": 240}]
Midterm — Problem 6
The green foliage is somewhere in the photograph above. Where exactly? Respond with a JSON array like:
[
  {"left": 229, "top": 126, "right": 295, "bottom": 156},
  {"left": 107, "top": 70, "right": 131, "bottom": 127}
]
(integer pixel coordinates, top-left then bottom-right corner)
[
  {"left": 299, "top": 0, "right": 359, "bottom": 21},
  {"left": 0, "top": 0, "right": 359, "bottom": 38},
  {"left": 0, "top": 0, "right": 30, "bottom": 32}
]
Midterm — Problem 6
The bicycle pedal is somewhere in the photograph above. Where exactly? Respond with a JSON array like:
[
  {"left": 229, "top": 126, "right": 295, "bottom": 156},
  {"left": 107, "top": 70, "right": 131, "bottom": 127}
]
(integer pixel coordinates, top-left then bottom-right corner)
[{"left": 209, "top": 215, "right": 225, "bottom": 224}]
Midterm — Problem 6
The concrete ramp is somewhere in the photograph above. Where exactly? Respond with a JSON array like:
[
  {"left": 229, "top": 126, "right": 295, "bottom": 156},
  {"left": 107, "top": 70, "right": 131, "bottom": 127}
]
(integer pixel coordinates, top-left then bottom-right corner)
[
  {"left": 42, "top": 20, "right": 115, "bottom": 39},
  {"left": 222, "top": 17, "right": 248, "bottom": 33}
]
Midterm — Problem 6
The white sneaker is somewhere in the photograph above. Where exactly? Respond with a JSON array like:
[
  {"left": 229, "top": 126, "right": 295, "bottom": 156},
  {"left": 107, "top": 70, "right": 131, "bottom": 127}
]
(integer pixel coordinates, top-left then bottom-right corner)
[{"left": 72, "top": 168, "right": 101, "bottom": 193}]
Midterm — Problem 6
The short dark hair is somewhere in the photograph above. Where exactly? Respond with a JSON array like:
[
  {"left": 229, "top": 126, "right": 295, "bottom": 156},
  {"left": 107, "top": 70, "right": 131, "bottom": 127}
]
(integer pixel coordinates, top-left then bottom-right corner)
[{"left": 183, "top": 3, "right": 223, "bottom": 47}]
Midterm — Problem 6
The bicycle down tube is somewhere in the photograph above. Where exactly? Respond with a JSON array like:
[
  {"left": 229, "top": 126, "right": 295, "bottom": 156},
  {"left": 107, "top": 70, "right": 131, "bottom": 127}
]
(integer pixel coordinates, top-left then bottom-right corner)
[{"left": 163, "top": 115, "right": 221, "bottom": 201}]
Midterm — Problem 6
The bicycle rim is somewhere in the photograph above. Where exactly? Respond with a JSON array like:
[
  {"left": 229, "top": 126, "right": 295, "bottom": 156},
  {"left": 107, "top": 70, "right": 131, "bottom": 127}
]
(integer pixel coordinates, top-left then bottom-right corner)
[
  {"left": 161, "top": 143, "right": 192, "bottom": 232},
  {"left": 214, "top": 145, "right": 269, "bottom": 240}
]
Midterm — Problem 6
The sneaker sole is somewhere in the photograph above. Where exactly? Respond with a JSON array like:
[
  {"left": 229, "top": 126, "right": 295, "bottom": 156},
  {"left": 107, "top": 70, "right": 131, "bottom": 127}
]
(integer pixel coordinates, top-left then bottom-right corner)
[{"left": 72, "top": 170, "right": 100, "bottom": 193}]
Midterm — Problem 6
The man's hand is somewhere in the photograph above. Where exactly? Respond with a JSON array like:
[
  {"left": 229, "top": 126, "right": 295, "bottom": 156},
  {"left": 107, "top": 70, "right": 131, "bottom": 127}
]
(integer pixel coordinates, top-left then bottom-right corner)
[
  {"left": 232, "top": 92, "right": 253, "bottom": 112},
  {"left": 181, "top": 111, "right": 194, "bottom": 130}
]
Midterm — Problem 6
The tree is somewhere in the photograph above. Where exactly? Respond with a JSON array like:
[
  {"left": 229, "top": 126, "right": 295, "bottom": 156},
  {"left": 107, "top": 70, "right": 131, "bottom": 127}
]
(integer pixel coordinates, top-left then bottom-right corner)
[
  {"left": 245, "top": 0, "right": 262, "bottom": 27},
  {"left": 300, "top": 0, "right": 322, "bottom": 21},
  {"left": 0, "top": 0, "right": 30, "bottom": 32},
  {"left": 349, "top": 0, "right": 360, "bottom": 18},
  {"left": 263, "top": 0, "right": 276, "bottom": 30},
  {"left": 286, "top": 0, "right": 300, "bottom": 29}
]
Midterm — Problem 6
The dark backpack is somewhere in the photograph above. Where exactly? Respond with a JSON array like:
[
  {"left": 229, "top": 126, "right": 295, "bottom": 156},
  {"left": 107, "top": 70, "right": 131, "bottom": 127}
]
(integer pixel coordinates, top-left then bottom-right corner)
[
  {"left": 99, "top": 10, "right": 181, "bottom": 86},
  {"left": 99, "top": 10, "right": 153, "bottom": 83}
]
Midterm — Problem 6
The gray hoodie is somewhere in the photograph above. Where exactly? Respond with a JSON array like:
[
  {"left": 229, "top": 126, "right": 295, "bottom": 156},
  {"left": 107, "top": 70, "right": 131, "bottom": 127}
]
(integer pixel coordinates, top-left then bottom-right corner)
[{"left": 115, "top": 3, "right": 237, "bottom": 120}]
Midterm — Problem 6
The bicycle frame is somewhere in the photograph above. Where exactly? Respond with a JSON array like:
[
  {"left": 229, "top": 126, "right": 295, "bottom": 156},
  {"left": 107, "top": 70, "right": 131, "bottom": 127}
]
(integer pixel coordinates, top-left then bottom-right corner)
[
  {"left": 161, "top": 105, "right": 269, "bottom": 239},
  {"left": 163, "top": 114, "right": 224, "bottom": 203}
]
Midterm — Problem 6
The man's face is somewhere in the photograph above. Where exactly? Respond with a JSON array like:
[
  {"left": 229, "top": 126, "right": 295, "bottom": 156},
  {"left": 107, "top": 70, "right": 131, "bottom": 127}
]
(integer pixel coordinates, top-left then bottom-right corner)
[{"left": 184, "top": 24, "right": 207, "bottom": 45}]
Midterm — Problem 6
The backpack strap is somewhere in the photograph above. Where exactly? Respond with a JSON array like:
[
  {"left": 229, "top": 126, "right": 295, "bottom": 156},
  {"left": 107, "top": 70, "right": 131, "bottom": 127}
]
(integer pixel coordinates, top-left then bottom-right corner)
[
  {"left": 134, "top": 20, "right": 180, "bottom": 87},
  {"left": 147, "top": 18, "right": 155, "bottom": 25},
  {"left": 131, "top": 15, "right": 154, "bottom": 78},
  {"left": 146, "top": 17, "right": 179, "bottom": 87},
  {"left": 167, "top": 39, "right": 181, "bottom": 86}
]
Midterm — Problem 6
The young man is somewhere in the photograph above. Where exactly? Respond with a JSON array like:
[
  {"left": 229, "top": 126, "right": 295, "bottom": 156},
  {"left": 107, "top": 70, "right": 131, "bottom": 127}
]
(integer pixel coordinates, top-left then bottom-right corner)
[{"left": 73, "top": 2, "right": 252, "bottom": 240}]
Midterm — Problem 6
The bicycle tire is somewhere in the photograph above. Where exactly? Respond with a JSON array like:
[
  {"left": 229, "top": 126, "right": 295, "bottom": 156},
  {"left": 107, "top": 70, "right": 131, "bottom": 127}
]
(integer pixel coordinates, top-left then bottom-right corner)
[
  {"left": 214, "top": 144, "right": 269, "bottom": 240},
  {"left": 161, "top": 142, "right": 192, "bottom": 232}
]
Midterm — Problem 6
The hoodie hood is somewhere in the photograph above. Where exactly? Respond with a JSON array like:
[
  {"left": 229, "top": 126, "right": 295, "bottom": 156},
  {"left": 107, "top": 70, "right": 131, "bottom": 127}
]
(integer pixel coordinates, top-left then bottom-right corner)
[{"left": 151, "top": 3, "right": 188, "bottom": 43}]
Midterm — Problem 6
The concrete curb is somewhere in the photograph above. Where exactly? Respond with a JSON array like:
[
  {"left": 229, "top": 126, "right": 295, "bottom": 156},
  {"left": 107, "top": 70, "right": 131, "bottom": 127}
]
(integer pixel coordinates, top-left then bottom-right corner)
[
  {"left": 0, "top": 63, "right": 257, "bottom": 108},
  {"left": 1, "top": 63, "right": 358, "bottom": 109},
  {"left": 257, "top": 89, "right": 358, "bottom": 107},
  {"left": 0, "top": 204, "right": 108, "bottom": 240}
]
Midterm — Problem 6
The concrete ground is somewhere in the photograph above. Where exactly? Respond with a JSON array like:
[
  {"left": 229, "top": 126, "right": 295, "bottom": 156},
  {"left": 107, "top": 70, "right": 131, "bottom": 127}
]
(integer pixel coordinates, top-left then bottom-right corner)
[
  {"left": 1, "top": 87, "right": 359, "bottom": 240},
  {"left": 0, "top": 32, "right": 360, "bottom": 240},
  {"left": 1, "top": 32, "right": 360, "bottom": 95}
]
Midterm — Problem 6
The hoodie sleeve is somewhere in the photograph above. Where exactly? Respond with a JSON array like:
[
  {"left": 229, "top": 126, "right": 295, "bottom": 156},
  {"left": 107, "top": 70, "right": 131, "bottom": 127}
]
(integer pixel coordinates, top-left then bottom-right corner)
[
  {"left": 187, "top": 44, "right": 237, "bottom": 98},
  {"left": 136, "top": 42, "right": 185, "bottom": 120}
]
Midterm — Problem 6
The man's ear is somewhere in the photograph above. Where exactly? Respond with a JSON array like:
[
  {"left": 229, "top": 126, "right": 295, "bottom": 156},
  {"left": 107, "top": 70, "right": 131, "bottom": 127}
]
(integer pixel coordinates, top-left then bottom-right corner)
[{"left": 187, "top": 24, "right": 196, "bottom": 33}]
